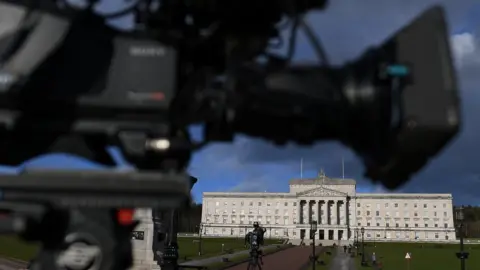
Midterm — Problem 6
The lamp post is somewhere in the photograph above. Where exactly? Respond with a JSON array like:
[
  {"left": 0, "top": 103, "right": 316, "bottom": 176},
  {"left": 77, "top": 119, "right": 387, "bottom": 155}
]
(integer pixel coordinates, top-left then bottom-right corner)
[
  {"left": 361, "top": 227, "right": 366, "bottom": 266},
  {"left": 310, "top": 221, "right": 318, "bottom": 270},
  {"left": 355, "top": 228, "right": 359, "bottom": 247},
  {"left": 197, "top": 223, "right": 204, "bottom": 256},
  {"left": 455, "top": 206, "right": 469, "bottom": 270}
]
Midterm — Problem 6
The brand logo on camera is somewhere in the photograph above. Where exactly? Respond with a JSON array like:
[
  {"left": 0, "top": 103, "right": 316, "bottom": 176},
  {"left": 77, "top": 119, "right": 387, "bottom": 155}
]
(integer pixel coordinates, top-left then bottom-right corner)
[{"left": 129, "top": 46, "right": 166, "bottom": 57}]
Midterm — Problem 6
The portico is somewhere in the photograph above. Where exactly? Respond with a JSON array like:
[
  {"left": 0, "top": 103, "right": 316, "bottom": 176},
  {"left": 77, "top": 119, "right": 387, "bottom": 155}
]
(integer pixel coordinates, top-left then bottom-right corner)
[
  {"left": 201, "top": 171, "right": 456, "bottom": 245},
  {"left": 295, "top": 186, "right": 350, "bottom": 241}
]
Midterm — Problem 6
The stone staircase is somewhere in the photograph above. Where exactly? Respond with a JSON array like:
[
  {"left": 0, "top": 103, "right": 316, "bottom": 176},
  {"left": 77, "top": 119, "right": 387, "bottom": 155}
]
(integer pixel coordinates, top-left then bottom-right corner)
[{"left": 288, "top": 239, "right": 353, "bottom": 246}]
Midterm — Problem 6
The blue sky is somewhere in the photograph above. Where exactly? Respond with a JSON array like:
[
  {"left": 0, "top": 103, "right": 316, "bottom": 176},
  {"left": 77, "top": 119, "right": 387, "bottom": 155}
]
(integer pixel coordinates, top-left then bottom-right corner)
[{"left": 6, "top": 0, "right": 480, "bottom": 205}]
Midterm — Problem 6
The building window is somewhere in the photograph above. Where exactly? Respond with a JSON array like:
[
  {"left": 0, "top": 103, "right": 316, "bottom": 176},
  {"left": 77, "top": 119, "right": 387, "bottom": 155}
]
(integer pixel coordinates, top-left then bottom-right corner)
[
  {"left": 444, "top": 223, "right": 448, "bottom": 228},
  {"left": 444, "top": 212, "right": 448, "bottom": 217},
  {"left": 405, "top": 224, "right": 409, "bottom": 228},
  {"left": 435, "top": 233, "right": 439, "bottom": 239},
  {"left": 385, "top": 203, "right": 389, "bottom": 208},
  {"left": 258, "top": 202, "right": 262, "bottom": 206},
  {"left": 386, "top": 223, "right": 389, "bottom": 227},
  {"left": 404, "top": 203, "right": 408, "bottom": 207},
  {"left": 434, "top": 212, "right": 437, "bottom": 217},
  {"left": 284, "top": 202, "right": 288, "bottom": 206},
  {"left": 414, "top": 212, "right": 418, "bottom": 217},
  {"left": 435, "top": 224, "right": 438, "bottom": 228},
  {"left": 367, "top": 222, "right": 370, "bottom": 226},
  {"left": 394, "top": 203, "right": 398, "bottom": 208},
  {"left": 275, "top": 209, "right": 279, "bottom": 215},
  {"left": 395, "top": 223, "right": 399, "bottom": 228},
  {"left": 366, "top": 211, "right": 370, "bottom": 216},
  {"left": 224, "top": 202, "right": 228, "bottom": 206},
  {"left": 376, "top": 211, "right": 379, "bottom": 216},
  {"left": 358, "top": 222, "right": 361, "bottom": 226},
  {"left": 357, "top": 203, "right": 361, "bottom": 207},
  {"left": 241, "top": 201, "right": 244, "bottom": 206},
  {"left": 249, "top": 201, "right": 253, "bottom": 206},
  {"left": 293, "top": 202, "right": 297, "bottom": 206},
  {"left": 357, "top": 211, "right": 361, "bottom": 215},
  {"left": 424, "top": 224, "right": 428, "bottom": 227},
  {"left": 423, "top": 204, "right": 427, "bottom": 208},
  {"left": 376, "top": 223, "right": 380, "bottom": 226},
  {"left": 415, "top": 224, "right": 418, "bottom": 228},
  {"left": 267, "top": 202, "right": 271, "bottom": 206},
  {"left": 414, "top": 203, "right": 417, "bottom": 208}
]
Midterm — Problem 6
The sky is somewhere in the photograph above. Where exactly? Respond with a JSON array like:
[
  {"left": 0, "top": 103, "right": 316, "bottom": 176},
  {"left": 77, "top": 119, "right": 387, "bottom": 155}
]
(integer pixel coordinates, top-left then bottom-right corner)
[{"left": 4, "top": 0, "right": 480, "bottom": 205}]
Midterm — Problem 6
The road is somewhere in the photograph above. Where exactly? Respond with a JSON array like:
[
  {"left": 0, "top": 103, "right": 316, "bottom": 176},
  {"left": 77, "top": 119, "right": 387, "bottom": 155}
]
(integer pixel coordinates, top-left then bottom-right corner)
[
  {"left": 224, "top": 246, "right": 313, "bottom": 270},
  {"left": 0, "top": 257, "right": 27, "bottom": 270},
  {"left": 328, "top": 248, "right": 356, "bottom": 270}
]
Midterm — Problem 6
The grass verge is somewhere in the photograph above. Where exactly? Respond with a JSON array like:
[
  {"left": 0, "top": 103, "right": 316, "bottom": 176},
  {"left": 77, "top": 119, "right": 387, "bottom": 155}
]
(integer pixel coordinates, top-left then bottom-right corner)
[
  {"left": 354, "top": 242, "right": 480, "bottom": 270},
  {"left": 202, "top": 244, "right": 294, "bottom": 270}
]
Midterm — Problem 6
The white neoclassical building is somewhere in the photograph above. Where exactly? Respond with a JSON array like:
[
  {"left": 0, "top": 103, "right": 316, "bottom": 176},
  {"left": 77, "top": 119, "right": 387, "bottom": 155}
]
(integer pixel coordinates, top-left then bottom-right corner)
[{"left": 201, "top": 171, "right": 456, "bottom": 244}]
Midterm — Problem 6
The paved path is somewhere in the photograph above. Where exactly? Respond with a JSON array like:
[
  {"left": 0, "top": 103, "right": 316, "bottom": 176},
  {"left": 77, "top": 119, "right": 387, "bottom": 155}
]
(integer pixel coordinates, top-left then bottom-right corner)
[
  {"left": 180, "top": 245, "right": 279, "bottom": 267},
  {"left": 328, "top": 248, "right": 356, "bottom": 270},
  {"left": 224, "top": 246, "right": 312, "bottom": 270}
]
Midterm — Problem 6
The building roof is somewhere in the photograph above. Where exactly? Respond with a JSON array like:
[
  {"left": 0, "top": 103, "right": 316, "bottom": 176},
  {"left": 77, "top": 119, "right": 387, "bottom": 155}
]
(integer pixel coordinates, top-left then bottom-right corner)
[
  {"left": 289, "top": 178, "right": 356, "bottom": 186},
  {"left": 289, "top": 169, "right": 356, "bottom": 185}
]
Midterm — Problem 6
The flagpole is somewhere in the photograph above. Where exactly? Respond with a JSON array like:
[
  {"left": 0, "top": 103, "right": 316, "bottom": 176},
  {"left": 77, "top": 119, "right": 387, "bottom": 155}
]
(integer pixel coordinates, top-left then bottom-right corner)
[
  {"left": 342, "top": 157, "right": 345, "bottom": 179},
  {"left": 300, "top": 158, "right": 303, "bottom": 179}
]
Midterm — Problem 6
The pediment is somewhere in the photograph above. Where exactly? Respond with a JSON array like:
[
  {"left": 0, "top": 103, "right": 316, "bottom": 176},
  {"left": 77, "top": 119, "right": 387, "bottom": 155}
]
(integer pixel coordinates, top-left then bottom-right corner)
[{"left": 297, "top": 186, "right": 346, "bottom": 197}]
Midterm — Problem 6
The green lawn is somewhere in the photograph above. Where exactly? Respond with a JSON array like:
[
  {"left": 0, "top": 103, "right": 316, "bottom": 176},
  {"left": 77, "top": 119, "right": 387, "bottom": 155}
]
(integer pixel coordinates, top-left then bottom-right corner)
[
  {"left": 0, "top": 235, "right": 39, "bottom": 261},
  {"left": 178, "top": 237, "right": 284, "bottom": 261},
  {"left": 304, "top": 245, "right": 337, "bottom": 269},
  {"left": 0, "top": 235, "right": 283, "bottom": 263},
  {"left": 203, "top": 244, "right": 292, "bottom": 270},
  {"left": 355, "top": 242, "right": 480, "bottom": 270}
]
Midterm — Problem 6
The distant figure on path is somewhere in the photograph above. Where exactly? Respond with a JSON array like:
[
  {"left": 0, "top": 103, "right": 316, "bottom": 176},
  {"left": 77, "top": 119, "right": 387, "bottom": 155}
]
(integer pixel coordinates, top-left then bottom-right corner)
[
  {"left": 371, "top": 252, "right": 377, "bottom": 265},
  {"left": 343, "top": 245, "right": 347, "bottom": 253}
]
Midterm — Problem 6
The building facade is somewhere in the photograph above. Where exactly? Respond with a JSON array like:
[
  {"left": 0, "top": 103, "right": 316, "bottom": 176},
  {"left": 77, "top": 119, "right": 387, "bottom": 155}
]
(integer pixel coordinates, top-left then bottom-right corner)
[{"left": 201, "top": 172, "right": 456, "bottom": 243}]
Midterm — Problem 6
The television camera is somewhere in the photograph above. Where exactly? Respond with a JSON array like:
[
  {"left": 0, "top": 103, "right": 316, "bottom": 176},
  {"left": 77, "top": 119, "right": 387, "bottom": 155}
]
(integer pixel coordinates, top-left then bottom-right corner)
[{"left": 0, "top": 0, "right": 461, "bottom": 269}]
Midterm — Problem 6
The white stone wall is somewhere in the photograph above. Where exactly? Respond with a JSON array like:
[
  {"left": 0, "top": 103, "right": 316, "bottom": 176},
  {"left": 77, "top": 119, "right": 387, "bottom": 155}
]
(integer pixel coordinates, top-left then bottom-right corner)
[
  {"left": 354, "top": 194, "right": 456, "bottom": 241},
  {"left": 130, "top": 208, "right": 160, "bottom": 270},
  {"left": 201, "top": 176, "right": 457, "bottom": 243}
]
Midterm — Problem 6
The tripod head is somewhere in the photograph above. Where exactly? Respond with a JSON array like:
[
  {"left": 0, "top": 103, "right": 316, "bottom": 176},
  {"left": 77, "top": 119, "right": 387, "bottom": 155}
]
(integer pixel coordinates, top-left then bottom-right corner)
[{"left": 0, "top": 0, "right": 461, "bottom": 269}]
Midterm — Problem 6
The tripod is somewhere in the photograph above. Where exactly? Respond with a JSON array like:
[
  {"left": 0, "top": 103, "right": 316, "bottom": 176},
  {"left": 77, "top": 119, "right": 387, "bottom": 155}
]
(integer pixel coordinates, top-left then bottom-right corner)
[{"left": 247, "top": 246, "right": 263, "bottom": 270}]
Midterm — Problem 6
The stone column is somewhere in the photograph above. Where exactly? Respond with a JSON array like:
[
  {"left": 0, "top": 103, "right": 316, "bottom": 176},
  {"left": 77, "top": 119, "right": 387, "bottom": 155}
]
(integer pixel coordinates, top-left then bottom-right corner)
[
  {"left": 301, "top": 200, "right": 306, "bottom": 224},
  {"left": 131, "top": 208, "right": 160, "bottom": 270},
  {"left": 307, "top": 200, "right": 313, "bottom": 224},
  {"left": 317, "top": 201, "right": 322, "bottom": 225},
  {"left": 297, "top": 201, "right": 302, "bottom": 225},
  {"left": 326, "top": 200, "right": 331, "bottom": 225},
  {"left": 337, "top": 201, "right": 342, "bottom": 225},
  {"left": 343, "top": 200, "right": 348, "bottom": 226}
]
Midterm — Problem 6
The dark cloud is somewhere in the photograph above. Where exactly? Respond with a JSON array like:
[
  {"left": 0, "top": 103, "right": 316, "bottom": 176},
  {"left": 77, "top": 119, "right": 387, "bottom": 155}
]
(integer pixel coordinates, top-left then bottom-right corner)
[{"left": 214, "top": 1, "right": 480, "bottom": 204}]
